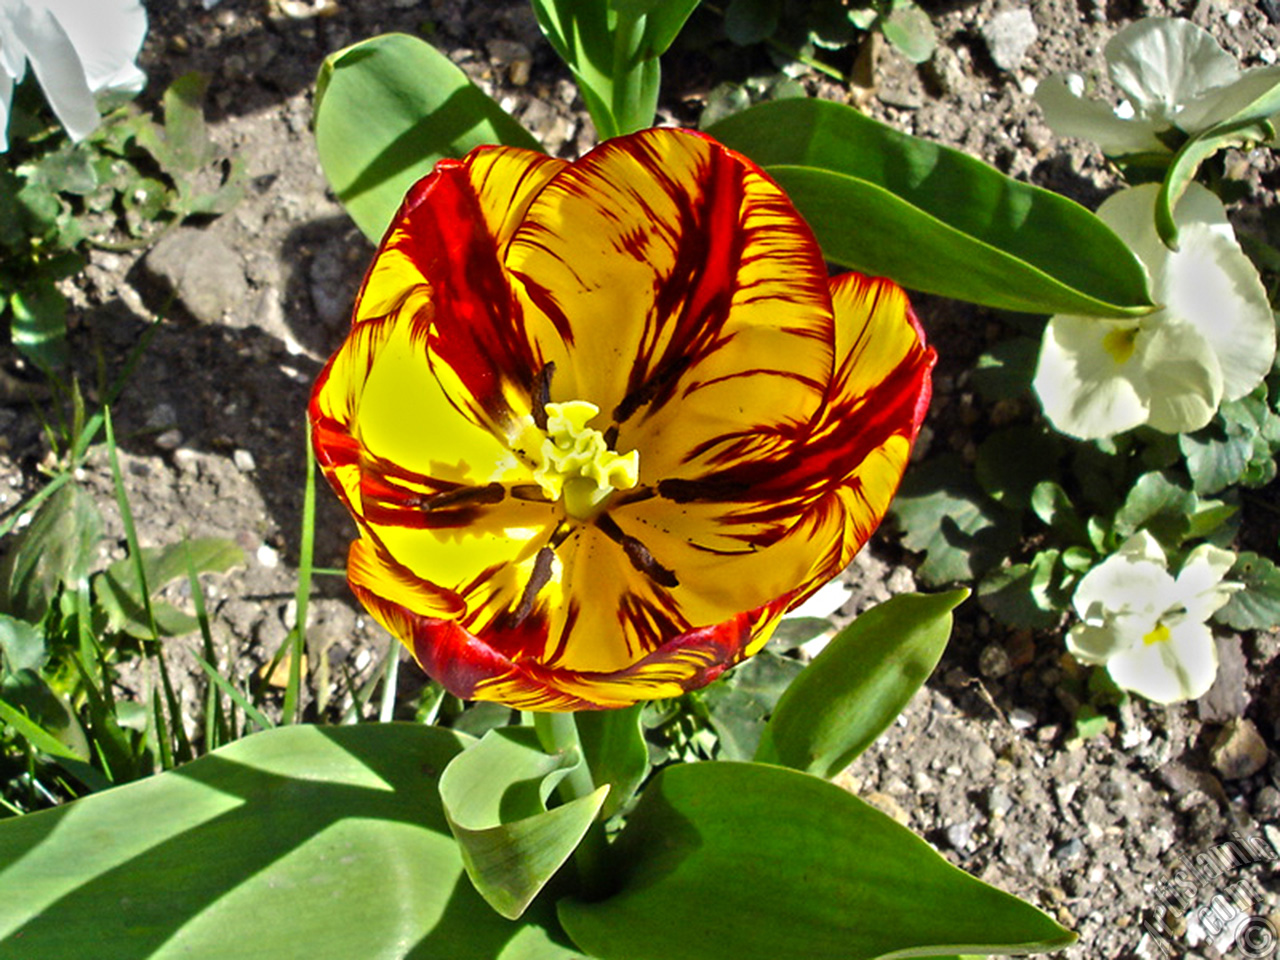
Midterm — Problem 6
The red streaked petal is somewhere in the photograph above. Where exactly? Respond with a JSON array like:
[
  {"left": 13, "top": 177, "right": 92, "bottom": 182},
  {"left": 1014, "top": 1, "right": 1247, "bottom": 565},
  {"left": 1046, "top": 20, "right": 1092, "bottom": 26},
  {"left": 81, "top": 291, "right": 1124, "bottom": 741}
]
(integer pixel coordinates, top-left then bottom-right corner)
[
  {"left": 504, "top": 128, "right": 834, "bottom": 478},
  {"left": 354, "top": 146, "right": 566, "bottom": 437}
]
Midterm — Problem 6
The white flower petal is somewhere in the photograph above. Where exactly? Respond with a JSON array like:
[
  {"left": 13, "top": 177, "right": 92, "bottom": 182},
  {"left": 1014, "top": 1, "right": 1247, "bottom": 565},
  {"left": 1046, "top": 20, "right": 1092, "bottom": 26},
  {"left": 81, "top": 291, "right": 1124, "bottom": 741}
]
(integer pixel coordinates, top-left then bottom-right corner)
[
  {"left": 1175, "top": 544, "right": 1240, "bottom": 621},
  {"left": 1072, "top": 544, "right": 1172, "bottom": 625},
  {"left": 1033, "top": 315, "right": 1149, "bottom": 440},
  {"left": 1067, "top": 622, "right": 1130, "bottom": 664},
  {"left": 8, "top": 1, "right": 98, "bottom": 142},
  {"left": 1177, "top": 64, "right": 1280, "bottom": 134},
  {"left": 1114, "top": 529, "right": 1168, "bottom": 566},
  {"left": 1162, "top": 222, "right": 1275, "bottom": 402},
  {"left": 1034, "top": 73, "right": 1165, "bottom": 155},
  {"left": 43, "top": 0, "right": 146, "bottom": 95},
  {"left": 0, "top": 69, "right": 12, "bottom": 153},
  {"left": 1105, "top": 17, "right": 1239, "bottom": 125},
  {"left": 1107, "top": 617, "right": 1218, "bottom": 703},
  {"left": 1137, "top": 319, "right": 1222, "bottom": 434}
]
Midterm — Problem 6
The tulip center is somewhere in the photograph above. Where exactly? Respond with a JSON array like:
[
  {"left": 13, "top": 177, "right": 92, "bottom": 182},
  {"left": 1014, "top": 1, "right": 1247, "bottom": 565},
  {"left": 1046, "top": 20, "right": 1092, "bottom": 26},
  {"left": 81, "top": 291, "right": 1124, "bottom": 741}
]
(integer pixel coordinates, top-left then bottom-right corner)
[{"left": 533, "top": 401, "right": 639, "bottom": 520}]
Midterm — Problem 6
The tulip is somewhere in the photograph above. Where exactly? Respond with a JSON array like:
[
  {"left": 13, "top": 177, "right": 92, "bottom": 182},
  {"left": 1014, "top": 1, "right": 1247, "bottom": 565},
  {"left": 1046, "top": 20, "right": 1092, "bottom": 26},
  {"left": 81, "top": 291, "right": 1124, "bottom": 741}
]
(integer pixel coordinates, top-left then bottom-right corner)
[{"left": 310, "top": 128, "right": 934, "bottom": 709}]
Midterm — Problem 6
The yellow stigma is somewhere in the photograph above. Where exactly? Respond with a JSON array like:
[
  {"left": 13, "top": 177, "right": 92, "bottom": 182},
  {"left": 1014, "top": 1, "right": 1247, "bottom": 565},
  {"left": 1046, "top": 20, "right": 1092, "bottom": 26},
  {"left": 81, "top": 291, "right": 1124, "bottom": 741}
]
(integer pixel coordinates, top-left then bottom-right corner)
[
  {"left": 1142, "top": 622, "right": 1171, "bottom": 646},
  {"left": 533, "top": 401, "right": 639, "bottom": 520},
  {"left": 1102, "top": 325, "right": 1139, "bottom": 364}
]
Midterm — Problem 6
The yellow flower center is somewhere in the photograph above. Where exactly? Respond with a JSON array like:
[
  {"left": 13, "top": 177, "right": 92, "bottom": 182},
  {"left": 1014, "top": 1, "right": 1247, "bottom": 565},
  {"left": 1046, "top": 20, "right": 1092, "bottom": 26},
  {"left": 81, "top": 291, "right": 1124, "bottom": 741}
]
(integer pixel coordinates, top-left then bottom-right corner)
[
  {"left": 532, "top": 401, "right": 639, "bottom": 520},
  {"left": 1102, "top": 325, "right": 1139, "bottom": 364},
  {"left": 1142, "top": 622, "right": 1171, "bottom": 646}
]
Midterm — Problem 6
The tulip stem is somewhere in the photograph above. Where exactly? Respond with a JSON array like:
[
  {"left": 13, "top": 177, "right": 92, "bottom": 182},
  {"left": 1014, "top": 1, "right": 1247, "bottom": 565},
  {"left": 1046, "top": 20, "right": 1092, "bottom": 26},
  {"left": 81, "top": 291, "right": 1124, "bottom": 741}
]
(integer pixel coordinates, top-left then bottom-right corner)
[{"left": 534, "top": 711, "right": 612, "bottom": 899}]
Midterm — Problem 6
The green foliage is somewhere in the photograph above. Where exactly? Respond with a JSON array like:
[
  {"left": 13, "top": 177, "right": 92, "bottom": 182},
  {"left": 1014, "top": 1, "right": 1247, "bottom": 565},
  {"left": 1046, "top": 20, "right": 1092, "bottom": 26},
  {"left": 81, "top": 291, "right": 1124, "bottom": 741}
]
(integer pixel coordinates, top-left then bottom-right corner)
[
  {"left": 1180, "top": 388, "right": 1280, "bottom": 494},
  {"left": 94, "top": 539, "right": 243, "bottom": 640},
  {"left": 708, "top": 98, "right": 1156, "bottom": 317},
  {"left": 557, "top": 762, "right": 1074, "bottom": 960},
  {"left": 0, "top": 72, "right": 243, "bottom": 368},
  {"left": 439, "top": 727, "right": 608, "bottom": 919},
  {"left": 313, "top": 33, "right": 542, "bottom": 242},
  {"left": 758, "top": 590, "right": 965, "bottom": 777},
  {"left": 532, "top": 0, "right": 700, "bottom": 139},
  {"left": 1216, "top": 552, "right": 1280, "bottom": 631}
]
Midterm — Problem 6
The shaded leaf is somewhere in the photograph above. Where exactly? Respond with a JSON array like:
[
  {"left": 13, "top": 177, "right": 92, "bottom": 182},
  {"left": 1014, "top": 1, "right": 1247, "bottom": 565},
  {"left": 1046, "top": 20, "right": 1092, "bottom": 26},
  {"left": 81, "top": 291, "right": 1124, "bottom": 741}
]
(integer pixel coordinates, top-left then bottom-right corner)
[
  {"left": 314, "top": 33, "right": 542, "bottom": 241},
  {"left": 575, "top": 705, "right": 648, "bottom": 820},
  {"left": 889, "top": 455, "right": 1019, "bottom": 584},
  {"left": 881, "top": 4, "right": 936, "bottom": 63},
  {"left": 703, "top": 650, "right": 805, "bottom": 761},
  {"left": 0, "top": 724, "right": 586, "bottom": 959},
  {"left": 758, "top": 591, "right": 965, "bottom": 777},
  {"left": 976, "top": 426, "right": 1063, "bottom": 507},
  {"left": 0, "top": 614, "right": 46, "bottom": 674},
  {"left": 558, "top": 762, "right": 1074, "bottom": 960},
  {"left": 0, "top": 483, "right": 101, "bottom": 622},
  {"left": 708, "top": 98, "right": 1154, "bottom": 316},
  {"left": 979, "top": 553, "right": 1065, "bottom": 630},
  {"left": 439, "top": 728, "right": 608, "bottom": 920},
  {"left": 1216, "top": 552, "right": 1280, "bottom": 631}
]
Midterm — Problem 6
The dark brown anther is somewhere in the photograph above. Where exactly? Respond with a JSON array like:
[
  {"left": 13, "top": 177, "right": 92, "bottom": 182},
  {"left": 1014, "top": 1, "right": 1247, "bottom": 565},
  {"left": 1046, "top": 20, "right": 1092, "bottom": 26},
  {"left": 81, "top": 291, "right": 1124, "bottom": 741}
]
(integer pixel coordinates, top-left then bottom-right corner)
[
  {"left": 658, "top": 478, "right": 749, "bottom": 503},
  {"left": 596, "top": 514, "right": 679, "bottom": 588},
  {"left": 512, "top": 546, "right": 556, "bottom": 624},
  {"left": 614, "top": 354, "right": 692, "bottom": 424},
  {"left": 531, "top": 362, "right": 556, "bottom": 430},
  {"left": 612, "top": 486, "right": 656, "bottom": 507},
  {"left": 511, "top": 484, "right": 551, "bottom": 502},
  {"left": 422, "top": 482, "right": 505, "bottom": 511}
]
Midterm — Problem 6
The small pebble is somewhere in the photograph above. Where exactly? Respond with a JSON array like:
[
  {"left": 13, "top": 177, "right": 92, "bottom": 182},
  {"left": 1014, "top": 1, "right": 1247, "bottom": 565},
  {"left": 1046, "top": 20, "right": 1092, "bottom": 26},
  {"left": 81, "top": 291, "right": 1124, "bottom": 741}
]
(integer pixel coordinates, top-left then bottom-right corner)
[
  {"left": 1210, "top": 718, "right": 1270, "bottom": 780},
  {"left": 945, "top": 820, "right": 977, "bottom": 851},
  {"left": 257, "top": 544, "right": 280, "bottom": 569},
  {"left": 979, "top": 642, "right": 1011, "bottom": 679},
  {"left": 1053, "top": 837, "right": 1085, "bottom": 861},
  {"left": 233, "top": 449, "right": 256, "bottom": 472},
  {"left": 1009, "top": 707, "right": 1036, "bottom": 731},
  {"left": 154, "top": 429, "right": 184, "bottom": 451}
]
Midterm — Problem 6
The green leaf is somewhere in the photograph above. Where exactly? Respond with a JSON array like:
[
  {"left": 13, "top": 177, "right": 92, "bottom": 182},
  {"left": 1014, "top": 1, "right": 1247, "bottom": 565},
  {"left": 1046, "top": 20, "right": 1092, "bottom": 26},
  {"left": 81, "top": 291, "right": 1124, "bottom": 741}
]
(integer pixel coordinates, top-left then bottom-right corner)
[
  {"left": 0, "top": 614, "right": 46, "bottom": 674},
  {"left": 1217, "top": 552, "right": 1280, "bottom": 631},
  {"left": 1181, "top": 409, "right": 1259, "bottom": 495},
  {"left": 1155, "top": 67, "right": 1280, "bottom": 247},
  {"left": 978, "top": 553, "right": 1064, "bottom": 630},
  {"left": 757, "top": 590, "right": 964, "bottom": 777},
  {"left": 1113, "top": 471, "right": 1196, "bottom": 545},
  {"left": 707, "top": 98, "right": 1154, "bottom": 316},
  {"left": 703, "top": 650, "right": 805, "bottom": 761},
  {"left": 558, "top": 762, "right": 1075, "bottom": 960},
  {"left": 971, "top": 336, "right": 1039, "bottom": 402},
  {"left": 1030, "top": 480, "right": 1089, "bottom": 545},
  {"left": 439, "top": 727, "right": 608, "bottom": 920},
  {"left": 93, "top": 538, "right": 244, "bottom": 639},
  {"left": 313, "top": 33, "right": 543, "bottom": 242},
  {"left": 0, "top": 483, "right": 102, "bottom": 622},
  {"left": 0, "top": 723, "right": 586, "bottom": 959},
  {"left": 888, "top": 454, "right": 1019, "bottom": 584},
  {"left": 575, "top": 705, "right": 648, "bottom": 820},
  {"left": 10, "top": 279, "right": 69, "bottom": 368},
  {"left": 881, "top": 4, "right": 936, "bottom": 63}
]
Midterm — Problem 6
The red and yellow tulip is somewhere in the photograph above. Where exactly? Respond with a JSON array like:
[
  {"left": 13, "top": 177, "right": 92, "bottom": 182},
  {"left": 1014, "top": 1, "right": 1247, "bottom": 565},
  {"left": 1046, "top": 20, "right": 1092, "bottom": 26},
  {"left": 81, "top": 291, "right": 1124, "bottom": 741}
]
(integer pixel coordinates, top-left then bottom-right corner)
[{"left": 309, "top": 128, "right": 934, "bottom": 710}]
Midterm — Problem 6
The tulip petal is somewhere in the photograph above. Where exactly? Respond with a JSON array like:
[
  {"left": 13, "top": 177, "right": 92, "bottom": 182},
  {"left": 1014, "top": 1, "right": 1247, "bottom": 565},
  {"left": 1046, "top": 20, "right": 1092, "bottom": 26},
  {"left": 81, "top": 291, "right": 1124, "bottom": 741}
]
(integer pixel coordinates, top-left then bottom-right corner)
[
  {"left": 504, "top": 128, "right": 836, "bottom": 478},
  {"left": 356, "top": 147, "right": 567, "bottom": 438}
]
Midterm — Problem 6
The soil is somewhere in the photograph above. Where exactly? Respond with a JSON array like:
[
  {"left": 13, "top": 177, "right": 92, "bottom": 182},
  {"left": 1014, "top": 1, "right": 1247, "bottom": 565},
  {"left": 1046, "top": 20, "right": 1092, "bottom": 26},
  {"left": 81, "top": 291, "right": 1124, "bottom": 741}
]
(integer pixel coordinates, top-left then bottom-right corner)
[{"left": 2, "top": 0, "right": 1279, "bottom": 958}]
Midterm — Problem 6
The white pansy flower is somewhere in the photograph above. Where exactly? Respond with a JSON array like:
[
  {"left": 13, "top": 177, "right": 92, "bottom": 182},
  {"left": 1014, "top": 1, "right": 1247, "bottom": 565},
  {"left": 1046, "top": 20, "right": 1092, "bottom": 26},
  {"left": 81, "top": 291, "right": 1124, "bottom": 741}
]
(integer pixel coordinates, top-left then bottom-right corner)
[
  {"left": 0, "top": 0, "right": 147, "bottom": 152},
  {"left": 1035, "top": 17, "right": 1280, "bottom": 157},
  {"left": 1033, "top": 182, "right": 1275, "bottom": 440},
  {"left": 1067, "top": 530, "right": 1239, "bottom": 704}
]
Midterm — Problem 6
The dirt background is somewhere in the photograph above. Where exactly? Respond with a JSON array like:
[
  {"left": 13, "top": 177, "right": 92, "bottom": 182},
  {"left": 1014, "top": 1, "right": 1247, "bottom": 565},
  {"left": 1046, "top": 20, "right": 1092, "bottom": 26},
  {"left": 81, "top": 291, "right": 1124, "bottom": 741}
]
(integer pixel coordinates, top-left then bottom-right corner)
[{"left": 2, "top": 0, "right": 1279, "bottom": 957}]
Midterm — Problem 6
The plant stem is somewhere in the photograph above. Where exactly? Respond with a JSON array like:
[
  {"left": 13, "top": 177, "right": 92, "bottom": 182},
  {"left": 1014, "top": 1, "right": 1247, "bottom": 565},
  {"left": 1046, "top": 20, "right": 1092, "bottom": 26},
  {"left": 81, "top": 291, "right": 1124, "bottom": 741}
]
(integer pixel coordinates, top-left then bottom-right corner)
[{"left": 534, "top": 711, "right": 612, "bottom": 899}]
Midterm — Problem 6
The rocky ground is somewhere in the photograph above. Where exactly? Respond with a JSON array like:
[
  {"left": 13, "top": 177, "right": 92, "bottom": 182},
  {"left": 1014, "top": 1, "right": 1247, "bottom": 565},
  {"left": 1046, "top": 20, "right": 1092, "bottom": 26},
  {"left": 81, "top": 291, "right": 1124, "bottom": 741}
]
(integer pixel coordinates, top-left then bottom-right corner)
[{"left": 2, "top": 0, "right": 1279, "bottom": 957}]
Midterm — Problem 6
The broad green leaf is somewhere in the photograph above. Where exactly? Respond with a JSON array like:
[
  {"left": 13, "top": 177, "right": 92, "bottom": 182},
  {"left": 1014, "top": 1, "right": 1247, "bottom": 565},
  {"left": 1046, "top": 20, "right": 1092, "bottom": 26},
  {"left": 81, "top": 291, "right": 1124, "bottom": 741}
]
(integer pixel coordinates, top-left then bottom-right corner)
[
  {"left": 575, "top": 705, "right": 648, "bottom": 820},
  {"left": 558, "top": 762, "right": 1074, "bottom": 960},
  {"left": 978, "top": 554, "right": 1064, "bottom": 630},
  {"left": 1181, "top": 409, "right": 1260, "bottom": 495},
  {"left": 971, "top": 336, "right": 1039, "bottom": 402},
  {"left": 1217, "top": 552, "right": 1280, "bottom": 631},
  {"left": 144, "top": 73, "right": 217, "bottom": 175},
  {"left": 0, "top": 482, "right": 101, "bottom": 622},
  {"left": 1030, "top": 480, "right": 1089, "bottom": 546},
  {"left": 1113, "top": 471, "right": 1196, "bottom": 545},
  {"left": 757, "top": 591, "right": 964, "bottom": 777},
  {"left": 314, "top": 33, "right": 542, "bottom": 242},
  {"left": 707, "top": 98, "right": 1155, "bottom": 317},
  {"left": 975, "top": 426, "right": 1063, "bottom": 507},
  {"left": 0, "top": 723, "right": 586, "bottom": 959},
  {"left": 93, "top": 538, "right": 243, "bottom": 639},
  {"left": 439, "top": 728, "right": 608, "bottom": 920},
  {"left": 888, "top": 454, "right": 1019, "bottom": 584},
  {"left": 724, "top": 0, "right": 780, "bottom": 46}
]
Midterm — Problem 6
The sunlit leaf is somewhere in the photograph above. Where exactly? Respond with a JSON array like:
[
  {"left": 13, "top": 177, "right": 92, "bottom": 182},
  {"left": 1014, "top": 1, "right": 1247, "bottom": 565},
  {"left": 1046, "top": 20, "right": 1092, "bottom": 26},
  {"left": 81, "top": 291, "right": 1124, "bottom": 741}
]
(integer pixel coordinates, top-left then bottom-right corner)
[
  {"left": 0, "top": 483, "right": 101, "bottom": 622},
  {"left": 314, "top": 33, "right": 542, "bottom": 241},
  {"left": 757, "top": 591, "right": 964, "bottom": 777},
  {"left": 1217, "top": 552, "right": 1280, "bottom": 631},
  {"left": 708, "top": 98, "right": 1154, "bottom": 316},
  {"left": 558, "top": 762, "right": 1074, "bottom": 960}
]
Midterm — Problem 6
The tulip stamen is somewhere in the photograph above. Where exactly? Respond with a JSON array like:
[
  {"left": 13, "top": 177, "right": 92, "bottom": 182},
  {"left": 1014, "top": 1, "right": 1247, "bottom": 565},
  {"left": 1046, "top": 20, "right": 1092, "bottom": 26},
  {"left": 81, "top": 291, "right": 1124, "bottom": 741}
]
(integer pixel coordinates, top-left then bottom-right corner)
[
  {"left": 510, "top": 546, "right": 557, "bottom": 624},
  {"left": 532, "top": 400, "right": 640, "bottom": 520},
  {"left": 420, "top": 482, "right": 505, "bottom": 510},
  {"left": 596, "top": 514, "right": 679, "bottom": 588}
]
